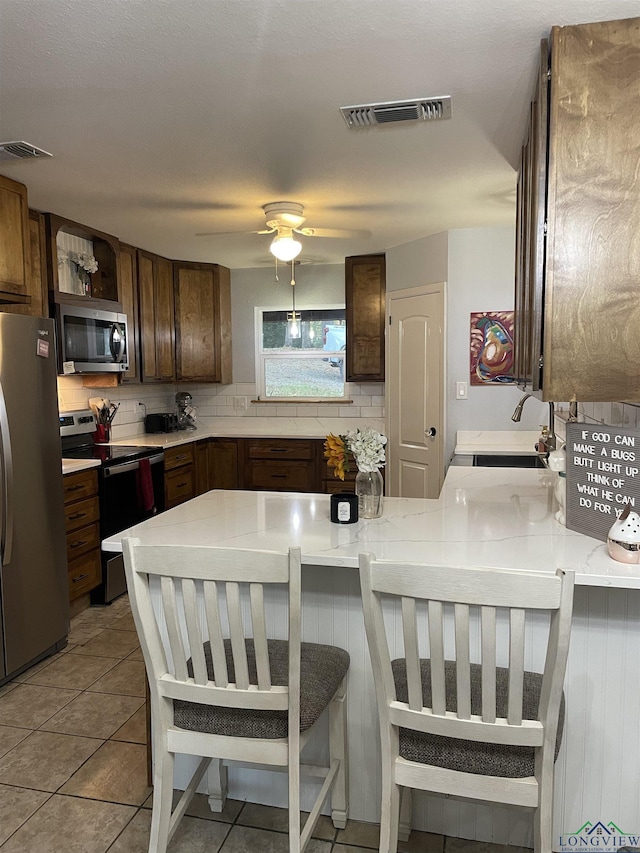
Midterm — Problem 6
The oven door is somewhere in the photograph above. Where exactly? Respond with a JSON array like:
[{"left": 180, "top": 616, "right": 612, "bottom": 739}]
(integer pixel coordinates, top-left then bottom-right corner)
[
  {"left": 99, "top": 453, "right": 165, "bottom": 536},
  {"left": 94, "top": 452, "right": 165, "bottom": 604}
]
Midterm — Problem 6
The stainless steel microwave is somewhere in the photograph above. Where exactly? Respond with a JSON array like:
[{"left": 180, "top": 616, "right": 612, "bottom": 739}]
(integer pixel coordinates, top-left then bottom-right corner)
[{"left": 55, "top": 304, "right": 128, "bottom": 374}]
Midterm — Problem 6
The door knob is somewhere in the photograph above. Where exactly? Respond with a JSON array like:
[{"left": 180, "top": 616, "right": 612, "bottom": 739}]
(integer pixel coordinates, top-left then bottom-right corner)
[{"left": 426, "top": 427, "right": 437, "bottom": 437}]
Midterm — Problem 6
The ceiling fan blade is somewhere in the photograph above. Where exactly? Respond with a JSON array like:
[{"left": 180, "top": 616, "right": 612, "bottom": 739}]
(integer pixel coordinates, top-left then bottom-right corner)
[
  {"left": 295, "top": 227, "right": 371, "bottom": 239},
  {"left": 195, "top": 228, "right": 275, "bottom": 237}
]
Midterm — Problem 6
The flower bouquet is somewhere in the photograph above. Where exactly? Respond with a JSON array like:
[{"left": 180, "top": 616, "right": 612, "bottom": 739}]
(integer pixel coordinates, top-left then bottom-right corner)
[
  {"left": 69, "top": 251, "right": 98, "bottom": 296},
  {"left": 324, "top": 427, "right": 387, "bottom": 518}
]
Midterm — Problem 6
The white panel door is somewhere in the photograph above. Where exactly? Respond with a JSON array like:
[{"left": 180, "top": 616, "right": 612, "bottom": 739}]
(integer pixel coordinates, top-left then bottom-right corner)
[{"left": 387, "top": 284, "right": 444, "bottom": 498}]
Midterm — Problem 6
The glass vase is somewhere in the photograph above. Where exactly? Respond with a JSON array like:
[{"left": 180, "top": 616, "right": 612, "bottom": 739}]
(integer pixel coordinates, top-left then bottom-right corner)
[{"left": 355, "top": 469, "right": 384, "bottom": 519}]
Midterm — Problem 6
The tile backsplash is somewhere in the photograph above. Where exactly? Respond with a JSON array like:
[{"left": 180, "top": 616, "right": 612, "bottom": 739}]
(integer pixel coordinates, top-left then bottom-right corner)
[{"left": 57, "top": 377, "right": 385, "bottom": 439}]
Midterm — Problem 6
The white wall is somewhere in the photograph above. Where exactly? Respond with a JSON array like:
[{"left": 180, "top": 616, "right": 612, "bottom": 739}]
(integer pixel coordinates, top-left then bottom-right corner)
[
  {"left": 387, "top": 225, "right": 548, "bottom": 464},
  {"left": 386, "top": 230, "right": 449, "bottom": 292},
  {"left": 446, "top": 226, "right": 548, "bottom": 460},
  {"left": 230, "top": 263, "right": 345, "bottom": 382}
]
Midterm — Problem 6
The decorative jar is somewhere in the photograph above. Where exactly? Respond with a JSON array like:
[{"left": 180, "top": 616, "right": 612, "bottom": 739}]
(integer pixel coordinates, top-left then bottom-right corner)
[{"left": 355, "top": 469, "right": 384, "bottom": 519}]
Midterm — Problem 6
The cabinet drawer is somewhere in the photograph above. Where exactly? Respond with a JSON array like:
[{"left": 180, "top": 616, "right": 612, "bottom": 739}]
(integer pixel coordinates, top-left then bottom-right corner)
[
  {"left": 68, "top": 550, "right": 101, "bottom": 600},
  {"left": 165, "top": 465, "right": 195, "bottom": 508},
  {"left": 246, "top": 460, "right": 316, "bottom": 492},
  {"left": 64, "top": 495, "right": 100, "bottom": 533},
  {"left": 246, "top": 439, "right": 315, "bottom": 460},
  {"left": 164, "top": 444, "right": 195, "bottom": 471},
  {"left": 66, "top": 521, "right": 100, "bottom": 561},
  {"left": 63, "top": 469, "right": 98, "bottom": 503}
]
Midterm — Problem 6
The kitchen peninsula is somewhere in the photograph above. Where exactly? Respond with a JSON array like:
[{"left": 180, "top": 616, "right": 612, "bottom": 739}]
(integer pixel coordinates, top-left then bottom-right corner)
[{"left": 104, "top": 466, "right": 640, "bottom": 848}]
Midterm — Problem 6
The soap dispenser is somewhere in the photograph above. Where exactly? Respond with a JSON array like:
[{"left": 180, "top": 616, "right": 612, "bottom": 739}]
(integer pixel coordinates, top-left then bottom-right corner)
[{"left": 537, "top": 425, "right": 550, "bottom": 454}]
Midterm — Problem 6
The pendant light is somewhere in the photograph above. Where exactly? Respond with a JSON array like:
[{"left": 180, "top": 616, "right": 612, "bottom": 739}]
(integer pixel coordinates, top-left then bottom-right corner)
[{"left": 287, "top": 260, "right": 301, "bottom": 339}]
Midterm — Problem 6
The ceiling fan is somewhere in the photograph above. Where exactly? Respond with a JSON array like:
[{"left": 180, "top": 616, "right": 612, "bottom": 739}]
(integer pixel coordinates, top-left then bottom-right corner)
[{"left": 196, "top": 201, "right": 370, "bottom": 261}]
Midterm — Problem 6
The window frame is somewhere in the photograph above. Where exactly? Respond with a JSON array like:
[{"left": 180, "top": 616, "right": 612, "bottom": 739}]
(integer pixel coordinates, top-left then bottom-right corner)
[{"left": 254, "top": 304, "right": 348, "bottom": 401}]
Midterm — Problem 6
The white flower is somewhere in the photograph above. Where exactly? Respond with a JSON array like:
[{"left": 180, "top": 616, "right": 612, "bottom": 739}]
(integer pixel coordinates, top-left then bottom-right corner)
[
  {"left": 345, "top": 427, "right": 387, "bottom": 472},
  {"left": 69, "top": 251, "right": 98, "bottom": 274}
]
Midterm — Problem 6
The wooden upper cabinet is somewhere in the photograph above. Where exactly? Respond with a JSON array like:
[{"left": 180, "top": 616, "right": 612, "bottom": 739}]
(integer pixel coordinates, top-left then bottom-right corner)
[
  {"left": 516, "top": 17, "right": 640, "bottom": 402},
  {"left": 138, "top": 250, "right": 175, "bottom": 382},
  {"left": 45, "top": 213, "right": 120, "bottom": 305},
  {"left": 2, "top": 210, "right": 47, "bottom": 318},
  {"left": 514, "top": 39, "right": 548, "bottom": 392},
  {"left": 118, "top": 243, "right": 139, "bottom": 382},
  {"left": 345, "top": 254, "right": 385, "bottom": 382},
  {"left": 0, "top": 175, "right": 31, "bottom": 303},
  {"left": 174, "top": 261, "right": 231, "bottom": 383}
]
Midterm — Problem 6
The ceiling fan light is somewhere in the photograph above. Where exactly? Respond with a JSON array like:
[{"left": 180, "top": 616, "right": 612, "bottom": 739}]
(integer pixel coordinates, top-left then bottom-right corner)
[{"left": 270, "top": 233, "right": 302, "bottom": 262}]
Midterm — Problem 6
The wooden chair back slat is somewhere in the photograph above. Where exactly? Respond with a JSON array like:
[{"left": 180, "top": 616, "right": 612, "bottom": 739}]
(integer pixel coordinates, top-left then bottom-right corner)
[
  {"left": 203, "top": 580, "right": 229, "bottom": 687},
  {"left": 454, "top": 603, "right": 471, "bottom": 720},
  {"left": 428, "top": 600, "right": 446, "bottom": 716},
  {"left": 250, "top": 583, "right": 272, "bottom": 690},
  {"left": 401, "top": 596, "right": 422, "bottom": 711},
  {"left": 359, "top": 552, "right": 575, "bottom": 853},
  {"left": 123, "top": 539, "right": 301, "bottom": 712},
  {"left": 182, "top": 578, "right": 208, "bottom": 685},
  {"left": 226, "top": 581, "right": 250, "bottom": 690},
  {"left": 480, "top": 605, "right": 497, "bottom": 723},
  {"left": 508, "top": 608, "right": 526, "bottom": 725},
  {"left": 161, "top": 575, "right": 189, "bottom": 682}
]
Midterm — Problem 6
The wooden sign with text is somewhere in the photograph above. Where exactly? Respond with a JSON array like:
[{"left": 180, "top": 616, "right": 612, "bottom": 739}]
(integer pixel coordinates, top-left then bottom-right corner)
[{"left": 566, "top": 422, "right": 640, "bottom": 542}]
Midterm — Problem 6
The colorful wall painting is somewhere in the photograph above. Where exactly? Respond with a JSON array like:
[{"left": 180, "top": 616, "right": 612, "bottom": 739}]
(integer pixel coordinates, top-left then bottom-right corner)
[{"left": 469, "top": 310, "right": 515, "bottom": 385}]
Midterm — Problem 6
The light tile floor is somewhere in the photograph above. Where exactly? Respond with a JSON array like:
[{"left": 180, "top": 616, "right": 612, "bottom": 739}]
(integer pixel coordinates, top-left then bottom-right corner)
[{"left": 0, "top": 597, "right": 524, "bottom": 853}]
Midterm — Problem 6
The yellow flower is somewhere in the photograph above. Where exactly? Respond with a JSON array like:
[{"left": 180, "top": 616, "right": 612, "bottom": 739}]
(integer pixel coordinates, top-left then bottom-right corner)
[{"left": 324, "top": 433, "right": 349, "bottom": 481}]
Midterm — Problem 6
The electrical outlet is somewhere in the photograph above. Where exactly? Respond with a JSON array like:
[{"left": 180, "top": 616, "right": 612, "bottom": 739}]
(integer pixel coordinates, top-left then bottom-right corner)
[
  {"left": 136, "top": 402, "right": 146, "bottom": 415},
  {"left": 233, "top": 396, "right": 247, "bottom": 410}
]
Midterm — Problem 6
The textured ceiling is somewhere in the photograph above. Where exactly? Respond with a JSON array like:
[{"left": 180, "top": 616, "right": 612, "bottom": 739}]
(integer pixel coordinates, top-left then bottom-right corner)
[{"left": 0, "top": 0, "right": 637, "bottom": 269}]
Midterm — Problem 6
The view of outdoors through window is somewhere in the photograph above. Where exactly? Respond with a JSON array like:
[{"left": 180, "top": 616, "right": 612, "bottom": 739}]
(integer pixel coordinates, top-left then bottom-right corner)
[{"left": 260, "top": 309, "right": 346, "bottom": 398}]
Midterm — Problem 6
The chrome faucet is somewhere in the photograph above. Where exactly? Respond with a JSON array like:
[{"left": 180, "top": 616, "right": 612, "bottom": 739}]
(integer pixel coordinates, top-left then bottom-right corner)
[
  {"left": 511, "top": 393, "right": 531, "bottom": 423},
  {"left": 511, "top": 393, "right": 557, "bottom": 451}
]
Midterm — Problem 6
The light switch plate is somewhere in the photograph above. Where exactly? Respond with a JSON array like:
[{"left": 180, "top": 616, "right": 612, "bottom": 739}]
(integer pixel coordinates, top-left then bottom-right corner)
[{"left": 455, "top": 381, "right": 468, "bottom": 400}]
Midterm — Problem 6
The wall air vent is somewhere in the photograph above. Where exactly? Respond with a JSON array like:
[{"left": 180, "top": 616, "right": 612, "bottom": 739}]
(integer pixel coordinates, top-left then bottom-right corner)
[
  {"left": 0, "top": 141, "right": 52, "bottom": 161},
  {"left": 340, "top": 97, "right": 451, "bottom": 128}
]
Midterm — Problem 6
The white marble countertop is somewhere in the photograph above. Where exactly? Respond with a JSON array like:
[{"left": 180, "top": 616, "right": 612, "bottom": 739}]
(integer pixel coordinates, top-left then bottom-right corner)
[
  {"left": 455, "top": 430, "right": 540, "bottom": 456},
  {"left": 63, "top": 418, "right": 384, "bottom": 470},
  {"left": 103, "top": 466, "right": 640, "bottom": 589},
  {"left": 109, "top": 417, "right": 385, "bottom": 448},
  {"left": 62, "top": 458, "right": 102, "bottom": 475}
]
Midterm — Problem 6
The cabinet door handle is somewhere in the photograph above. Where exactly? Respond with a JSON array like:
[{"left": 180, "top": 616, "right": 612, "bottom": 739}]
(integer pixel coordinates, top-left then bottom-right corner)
[
  {"left": 72, "top": 573, "right": 89, "bottom": 583},
  {"left": 268, "top": 448, "right": 288, "bottom": 453},
  {"left": 68, "top": 512, "right": 87, "bottom": 521},
  {"left": 66, "top": 484, "right": 84, "bottom": 493},
  {"left": 70, "top": 539, "right": 88, "bottom": 550},
  {"left": 177, "top": 481, "right": 188, "bottom": 488},
  {"left": 271, "top": 474, "right": 287, "bottom": 479}
]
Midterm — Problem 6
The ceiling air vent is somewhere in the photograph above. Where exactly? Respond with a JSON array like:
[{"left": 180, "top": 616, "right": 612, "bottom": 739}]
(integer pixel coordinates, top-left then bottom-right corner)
[
  {"left": 340, "top": 97, "right": 452, "bottom": 128},
  {"left": 0, "top": 141, "right": 52, "bottom": 162}
]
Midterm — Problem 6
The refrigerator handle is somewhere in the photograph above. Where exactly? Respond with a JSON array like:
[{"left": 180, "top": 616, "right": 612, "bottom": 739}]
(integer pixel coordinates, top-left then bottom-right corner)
[{"left": 0, "top": 378, "right": 14, "bottom": 565}]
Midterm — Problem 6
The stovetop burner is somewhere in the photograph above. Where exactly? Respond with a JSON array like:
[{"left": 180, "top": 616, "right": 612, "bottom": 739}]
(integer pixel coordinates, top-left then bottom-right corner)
[
  {"left": 60, "top": 408, "right": 162, "bottom": 467},
  {"left": 62, "top": 444, "right": 161, "bottom": 466}
]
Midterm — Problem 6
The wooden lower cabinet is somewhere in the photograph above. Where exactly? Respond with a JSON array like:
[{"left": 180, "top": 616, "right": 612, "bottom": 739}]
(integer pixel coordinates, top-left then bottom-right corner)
[
  {"left": 164, "top": 444, "right": 196, "bottom": 508},
  {"left": 63, "top": 468, "right": 101, "bottom": 601},
  {"left": 239, "top": 439, "right": 321, "bottom": 492},
  {"left": 162, "top": 436, "right": 372, "bottom": 497},
  {"left": 207, "top": 439, "right": 239, "bottom": 490}
]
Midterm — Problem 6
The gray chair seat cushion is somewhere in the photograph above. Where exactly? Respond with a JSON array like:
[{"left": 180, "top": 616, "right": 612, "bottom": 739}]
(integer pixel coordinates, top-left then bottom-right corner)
[
  {"left": 174, "top": 639, "right": 349, "bottom": 739},
  {"left": 391, "top": 658, "right": 565, "bottom": 778}
]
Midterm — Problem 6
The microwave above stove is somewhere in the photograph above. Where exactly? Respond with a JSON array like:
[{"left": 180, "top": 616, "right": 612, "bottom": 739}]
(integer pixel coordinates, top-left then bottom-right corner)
[{"left": 55, "top": 303, "right": 128, "bottom": 374}]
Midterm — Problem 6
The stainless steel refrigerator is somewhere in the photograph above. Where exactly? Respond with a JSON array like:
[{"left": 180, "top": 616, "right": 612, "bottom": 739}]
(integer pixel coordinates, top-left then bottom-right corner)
[{"left": 0, "top": 314, "right": 68, "bottom": 685}]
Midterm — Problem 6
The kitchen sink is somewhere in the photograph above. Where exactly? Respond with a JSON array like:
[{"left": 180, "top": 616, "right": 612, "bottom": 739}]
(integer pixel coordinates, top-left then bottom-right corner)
[{"left": 472, "top": 454, "right": 547, "bottom": 469}]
